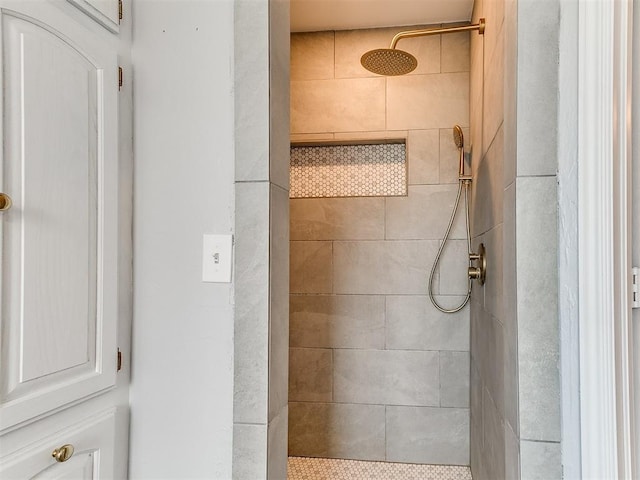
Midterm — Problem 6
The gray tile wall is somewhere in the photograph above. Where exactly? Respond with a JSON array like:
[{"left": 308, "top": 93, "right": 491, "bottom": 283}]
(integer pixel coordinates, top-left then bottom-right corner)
[
  {"left": 469, "top": 1, "right": 561, "bottom": 479},
  {"left": 233, "top": 0, "right": 290, "bottom": 478},
  {"left": 469, "top": 1, "right": 512, "bottom": 478},
  {"left": 289, "top": 27, "right": 472, "bottom": 465}
]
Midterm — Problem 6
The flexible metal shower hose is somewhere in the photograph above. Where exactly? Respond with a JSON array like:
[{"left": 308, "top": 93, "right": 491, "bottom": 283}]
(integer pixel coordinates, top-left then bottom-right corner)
[{"left": 427, "top": 179, "right": 473, "bottom": 313}]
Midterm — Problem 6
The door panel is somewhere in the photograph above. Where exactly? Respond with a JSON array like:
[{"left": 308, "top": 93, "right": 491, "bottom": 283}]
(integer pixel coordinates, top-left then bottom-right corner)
[
  {"left": 36, "top": 454, "right": 95, "bottom": 480},
  {"left": 17, "top": 14, "right": 98, "bottom": 383},
  {"left": 0, "top": 8, "right": 118, "bottom": 430},
  {"left": 0, "top": 409, "right": 116, "bottom": 479}
]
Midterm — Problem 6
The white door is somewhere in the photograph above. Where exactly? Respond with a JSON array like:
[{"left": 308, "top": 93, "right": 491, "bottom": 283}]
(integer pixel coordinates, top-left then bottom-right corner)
[
  {"left": 0, "top": 409, "right": 117, "bottom": 479},
  {"left": 0, "top": 0, "right": 121, "bottom": 434}
]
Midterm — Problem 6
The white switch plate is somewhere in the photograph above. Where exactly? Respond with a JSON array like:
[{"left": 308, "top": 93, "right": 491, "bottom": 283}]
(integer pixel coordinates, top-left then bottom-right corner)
[{"left": 202, "top": 234, "right": 233, "bottom": 283}]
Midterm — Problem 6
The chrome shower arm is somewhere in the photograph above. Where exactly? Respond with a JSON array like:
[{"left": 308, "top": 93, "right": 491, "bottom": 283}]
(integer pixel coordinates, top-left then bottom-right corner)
[{"left": 389, "top": 18, "right": 486, "bottom": 49}]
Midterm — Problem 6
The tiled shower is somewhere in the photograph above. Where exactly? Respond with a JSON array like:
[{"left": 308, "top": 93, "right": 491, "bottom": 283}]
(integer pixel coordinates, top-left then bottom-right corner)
[
  {"left": 232, "top": 0, "right": 562, "bottom": 478},
  {"left": 286, "top": 1, "right": 562, "bottom": 478},
  {"left": 288, "top": 25, "right": 472, "bottom": 465}
]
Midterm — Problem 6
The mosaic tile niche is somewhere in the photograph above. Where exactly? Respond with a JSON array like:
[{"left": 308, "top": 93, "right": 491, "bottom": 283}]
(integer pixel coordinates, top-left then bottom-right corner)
[{"left": 290, "top": 142, "right": 407, "bottom": 198}]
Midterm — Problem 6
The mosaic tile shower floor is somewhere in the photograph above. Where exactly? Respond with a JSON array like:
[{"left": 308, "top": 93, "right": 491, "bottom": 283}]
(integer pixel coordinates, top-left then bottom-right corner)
[{"left": 287, "top": 457, "right": 473, "bottom": 480}]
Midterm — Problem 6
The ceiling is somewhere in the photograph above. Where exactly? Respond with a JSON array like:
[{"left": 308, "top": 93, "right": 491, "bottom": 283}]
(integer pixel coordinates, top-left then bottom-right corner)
[{"left": 290, "top": 0, "right": 474, "bottom": 33}]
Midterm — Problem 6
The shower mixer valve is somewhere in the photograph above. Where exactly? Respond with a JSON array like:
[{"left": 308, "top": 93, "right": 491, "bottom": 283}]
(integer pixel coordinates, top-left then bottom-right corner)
[{"left": 468, "top": 243, "right": 487, "bottom": 285}]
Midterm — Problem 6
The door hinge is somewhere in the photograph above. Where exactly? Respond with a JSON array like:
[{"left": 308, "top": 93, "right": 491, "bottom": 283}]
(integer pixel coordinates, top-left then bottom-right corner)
[
  {"left": 117, "top": 348, "right": 123, "bottom": 371},
  {"left": 632, "top": 267, "right": 640, "bottom": 309},
  {"left": 118, "top": 0, "right": 123, "bottom": 22},
  {"left": 118, "top": 66, "right": 123, "bottom": 90}
]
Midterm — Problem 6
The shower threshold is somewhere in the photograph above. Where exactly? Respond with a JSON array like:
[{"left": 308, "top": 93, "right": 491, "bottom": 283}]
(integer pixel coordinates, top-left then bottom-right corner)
[{"left": 287, "top": 456, "right": 472, "bottom": 480}]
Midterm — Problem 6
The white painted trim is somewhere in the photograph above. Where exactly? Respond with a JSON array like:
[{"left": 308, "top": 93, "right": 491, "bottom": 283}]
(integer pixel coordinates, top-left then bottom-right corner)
[
  {"left": 578, "top": 0, "right": 635, "bottom": 477},
  {"left": 66, "top": 0, "right": 120, "bottom": 34},
  {"left": 631, "top": 1, "right": 640, "bottom": 474},
  {"left": 578, "top": 0, "right": 619, "bottom": 478},
  {"left": 613, "top": 2, "right": 635, "bottom": 477}
]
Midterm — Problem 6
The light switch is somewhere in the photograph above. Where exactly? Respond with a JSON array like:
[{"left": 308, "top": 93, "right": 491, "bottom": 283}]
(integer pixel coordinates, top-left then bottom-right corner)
[{"left": 202, "top": 234, "right": 233, "bottom": 283}]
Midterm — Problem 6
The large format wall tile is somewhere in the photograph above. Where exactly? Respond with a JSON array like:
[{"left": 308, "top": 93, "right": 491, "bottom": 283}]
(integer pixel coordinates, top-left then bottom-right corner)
[
  {"left": 290, "top": 294, "right": 385, "bottom": 349},
  {"left": 407, "top": 129, "right": 440, "bottom": 185},
  {"left": 440, "top": 127, "right": 470, "bottom": 184},
  {"left": 441, "top": 31, "right": 470, "bottom": 73},
  {"left": 503, "top": 0, "right": 517, "bottom": 188},
  {"left": 505, "top": 422, "right": 521, "bottom": 480},
  {"left": 438, "top": 239, "right": 471, "bottom": 296},
  {"left": 333, "top": 240, "right": 439, "bottom": 294},
  {"left": 482, "top": 387, "right": 506, "bottom": 480},
  {"left": 234, "top": 182, "right": 270, "bottom": 424},
  {"left": 520, "top": 440, "right": 561, "bottom": 480},
  {"left": 471, "top": 125, "right": 504, "bottom": 238},
  {"left": 503, "top": 181, "right": 518, "bottom": 434},
  {"left": 289, "top": 347, "right": 332, "bottom": 402},
  {"left": 234, "top": 0, "right": 269, "bottom": 182},
  {"left": 517, "top": 176, "right": 560, "bottom": 441},
  {"left": 289, "top": 402, "right": 386, "bottom": 460},
  {"left": 440, "top": 351, "right": 471, "bottom": 408},
  {"left": 386, "top": 295, "right": 469, "bottom": 351},
  {"left": 333, "top": 349, "right": 440, "bottom": 406},
  {"left": 291, "top": 32, "right": 334, "bottom": 81},
  {"left": 290, "top": 197, "right": 385, "bottom": 241},
  {"left": 516, "top": 0, "right": 559, "bottom": 177},
  {"left": 478, "top": 310, "right": 505, "bottom": 418},
  {"left": 332, "top": 130, "right": 408, "bottom": 142},
  {"left": 267, "top": 407, "right": 288, "bottom": 480},
  {"left": 334, "top": 26, "right": 440, "bottom": 79},
  {"left": 470, "top": 358, "right": 486, "bottom": 480},
  {"left": 269, "top": 185, "right": 290, "bottom": 421},
  {"left": 233, "top": 423, "right": 267, "bottom": 480},
  {"left": 290, "top": 133, "right": 335, "bottom": 143},
  {"left": 385, "top": 185, "right": 466, "bottom": 240},
  {"left": 386, "top": 406, "right": 470, "bottom": 465},
  {"left": 387, "top": 73, "right": 469, "bottom": 130},
  {"left": 290, "top": 241, "right": 333, "bottom": 294},
  {"left": 269, "top": 0, "right": 290, "bottom": 191},
  {"left": 469, "top": 16, "right": 484, "bottom": 172},
  {"left": 291, "top": 78, "right": 385, "bottom": 133},
  {"left": 483, "top": 0, "right": 505, "bottom": 71},
  {"left": 470, "top": 357, "right": 482, "bottom": 442},
  {"left": 482, "top": 25, "right": 504, "bottom": 153},
  {"left": 483, "top": 224, "right": 504, "bottom": 321}
]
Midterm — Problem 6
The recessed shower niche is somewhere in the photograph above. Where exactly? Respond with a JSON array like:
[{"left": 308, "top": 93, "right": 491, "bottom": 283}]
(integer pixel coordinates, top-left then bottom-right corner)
[{"left": 290, "top": 141, "right": 407, "bottom": 198}]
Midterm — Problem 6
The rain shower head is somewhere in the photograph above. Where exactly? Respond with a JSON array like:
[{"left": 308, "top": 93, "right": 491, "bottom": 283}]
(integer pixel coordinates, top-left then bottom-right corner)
[
  {"left": 360, "top": 48, "right": 418, "bottom": 76},
  {"left": 360, "top": 19, "right": 486, "bottom": 76}
]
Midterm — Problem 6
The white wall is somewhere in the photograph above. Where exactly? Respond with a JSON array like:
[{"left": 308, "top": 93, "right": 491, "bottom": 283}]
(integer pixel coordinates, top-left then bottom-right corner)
[
  {"left": 129, "top": 1, "right": 235, "bottom": 478},
  {"left": 557, "top": 0, "right": 581, "bottom": 477}
]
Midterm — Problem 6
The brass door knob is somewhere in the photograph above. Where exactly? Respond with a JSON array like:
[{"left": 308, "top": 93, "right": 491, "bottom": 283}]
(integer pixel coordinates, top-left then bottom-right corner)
[
  {"left": 0, "top": 193, "right": 12, "bottom": 211},
  {"left": 52, "top": 444, "right": 74, "bottom": 463}
]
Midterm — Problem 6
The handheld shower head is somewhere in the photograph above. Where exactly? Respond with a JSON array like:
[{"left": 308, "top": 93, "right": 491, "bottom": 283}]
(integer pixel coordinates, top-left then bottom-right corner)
[
  {"left": 453, "top": 125, "right": 464, "bottom": 149},
  {"left": 453, "top": 125, "right": 466, "bottom": 178}
]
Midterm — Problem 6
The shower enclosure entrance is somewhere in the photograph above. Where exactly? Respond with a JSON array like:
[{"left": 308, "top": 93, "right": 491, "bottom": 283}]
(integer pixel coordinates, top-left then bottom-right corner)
[{"left": 287, "top": 18, "right": 477, "bottom": 477}]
